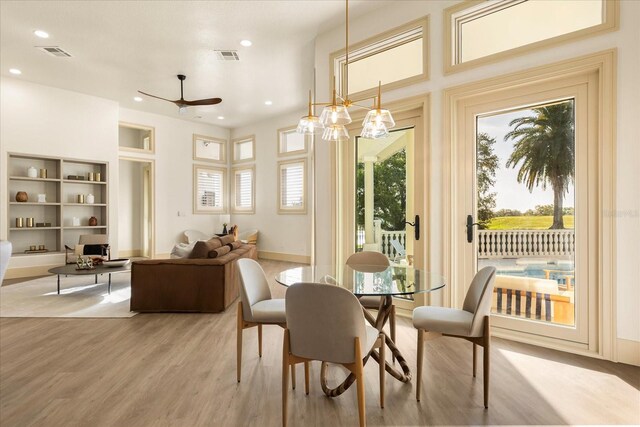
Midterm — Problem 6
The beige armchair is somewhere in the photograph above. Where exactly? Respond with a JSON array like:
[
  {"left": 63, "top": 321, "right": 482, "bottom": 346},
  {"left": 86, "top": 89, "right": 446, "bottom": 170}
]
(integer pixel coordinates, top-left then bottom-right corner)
[
  {"left": 413, "top": 266, "right": 496, "bottom": 408},
  {"left": 283, "top": 282, "right": 385, "bottom": 427},
  {"left": 346, "top": 251, "right": 396, "bottom": 348}
]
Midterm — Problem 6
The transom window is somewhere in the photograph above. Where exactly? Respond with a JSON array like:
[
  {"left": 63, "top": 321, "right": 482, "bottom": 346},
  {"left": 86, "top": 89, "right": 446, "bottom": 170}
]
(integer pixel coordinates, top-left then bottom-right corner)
[
  {"left": 278, "top": 126, "right": 307, "bottom": 156},
  {"left": 232, "top": 136, "right": 255, "bottom": 163},
  {"left": 445, "top": 0, "right": 618, "bottom": 73}
]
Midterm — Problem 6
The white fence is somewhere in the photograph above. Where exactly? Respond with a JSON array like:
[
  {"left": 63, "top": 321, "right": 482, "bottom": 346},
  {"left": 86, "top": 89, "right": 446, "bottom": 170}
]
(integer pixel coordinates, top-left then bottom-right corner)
[
  {"left": 478, "top": 229, "right": 575, "bottom": 258},
  {"left": 356, "top": 221, "right": 406, "bottom": 258}
]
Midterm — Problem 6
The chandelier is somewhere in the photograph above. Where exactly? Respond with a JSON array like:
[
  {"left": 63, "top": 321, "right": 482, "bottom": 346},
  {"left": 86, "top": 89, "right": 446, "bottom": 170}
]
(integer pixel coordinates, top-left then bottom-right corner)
[{"left": 296, "top": 0, "right": 396, "bottom": 142}]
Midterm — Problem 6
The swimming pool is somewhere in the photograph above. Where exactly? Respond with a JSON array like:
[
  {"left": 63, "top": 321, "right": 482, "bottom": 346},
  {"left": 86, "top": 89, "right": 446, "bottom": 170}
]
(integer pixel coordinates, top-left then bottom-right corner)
[{"left": 479, "top": 257, "right": 574, "bottom": 284}]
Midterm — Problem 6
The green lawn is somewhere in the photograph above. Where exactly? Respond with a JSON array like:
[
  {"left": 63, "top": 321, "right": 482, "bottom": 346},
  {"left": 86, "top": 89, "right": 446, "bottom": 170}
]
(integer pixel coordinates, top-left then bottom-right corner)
[{"left": 486, "top": 215, "right": 574, "bottom": 230}]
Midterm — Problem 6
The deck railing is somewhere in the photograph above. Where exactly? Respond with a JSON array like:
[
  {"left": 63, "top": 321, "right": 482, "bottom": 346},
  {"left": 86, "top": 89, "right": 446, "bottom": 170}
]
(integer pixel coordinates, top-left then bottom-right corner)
[
  {"left": 478, "top": 229, "right": 575, "bottom": 258},
  {"left": 380, "top": 230, "right": 406, "bottom": 258}
]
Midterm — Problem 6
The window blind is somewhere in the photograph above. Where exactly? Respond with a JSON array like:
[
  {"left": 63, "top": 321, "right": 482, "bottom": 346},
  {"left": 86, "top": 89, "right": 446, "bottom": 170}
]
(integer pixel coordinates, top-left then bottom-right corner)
[
  {"left": 235, "top": 170, "right": 253, "bottom": 208},
  {"left": 281, "top": 163, "right": 304, "bottom": 207},
  {"left": 197, "top": 170, "right": 223, "bottom": 208}
]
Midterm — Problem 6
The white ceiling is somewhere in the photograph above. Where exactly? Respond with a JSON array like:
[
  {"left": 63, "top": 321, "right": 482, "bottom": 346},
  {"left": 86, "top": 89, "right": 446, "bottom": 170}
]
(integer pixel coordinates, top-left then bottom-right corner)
[{"left": 0, "top": 0, "right": 392, "bottom": 128}]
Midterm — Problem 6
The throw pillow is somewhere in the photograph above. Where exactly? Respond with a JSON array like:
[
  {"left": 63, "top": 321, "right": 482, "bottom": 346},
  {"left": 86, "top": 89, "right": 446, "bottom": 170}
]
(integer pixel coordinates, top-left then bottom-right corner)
[
  {"left": 219, "top": 234, "right": 235, "bottom": 245},
  {"left": 209, "top": 245, "right": 231, "bottom": 258},
  {"left": 226, "top": 241, "right": 242, "bottom": 251},
  {"left": 189, "top": 238, "right": 223, "bottom": 259}
]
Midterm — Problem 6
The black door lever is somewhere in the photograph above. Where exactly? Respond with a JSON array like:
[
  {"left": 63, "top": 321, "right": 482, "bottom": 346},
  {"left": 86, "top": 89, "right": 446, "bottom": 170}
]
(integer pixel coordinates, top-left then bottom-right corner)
[
  {"left": 405, "top": 215, "right": 420, "bottom": 241},
  {"left": 466, "top": 215, "right": 480, "bottom": 243}
]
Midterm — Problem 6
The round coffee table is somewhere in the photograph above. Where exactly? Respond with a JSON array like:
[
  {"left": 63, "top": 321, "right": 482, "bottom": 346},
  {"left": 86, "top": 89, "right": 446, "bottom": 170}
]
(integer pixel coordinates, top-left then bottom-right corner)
[{"left": 48, "top": 263, "right": 131, "bottom": 295}]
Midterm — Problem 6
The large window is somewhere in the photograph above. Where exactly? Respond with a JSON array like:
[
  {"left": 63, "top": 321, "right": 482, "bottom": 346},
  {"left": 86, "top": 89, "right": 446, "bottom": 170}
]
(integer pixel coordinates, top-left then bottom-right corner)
[
  {"left": 445, "top": 0, "right": 618, "bottom": 74},
  {"left": 278, "top": 159, "right": 306, "bottom": 214},
  {"left": 331, "top": 16, "right": 429, "bottom": 99},
  {"left": 193, "top": 165, "right": 226, "bottom": 214},
  {"left": 232, "top": 166, "right": 255, "bottom": 214}
]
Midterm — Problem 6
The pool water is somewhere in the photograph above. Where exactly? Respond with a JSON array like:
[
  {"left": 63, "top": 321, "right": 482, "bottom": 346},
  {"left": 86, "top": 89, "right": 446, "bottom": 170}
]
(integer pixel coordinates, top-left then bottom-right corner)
[{"left": 479, "top": 258, "right": 574, "bottom": 284}]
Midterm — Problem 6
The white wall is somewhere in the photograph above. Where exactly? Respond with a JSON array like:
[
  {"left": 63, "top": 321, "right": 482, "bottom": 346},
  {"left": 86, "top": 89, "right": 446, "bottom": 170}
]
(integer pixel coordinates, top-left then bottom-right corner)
[
  {"left": 118, "top": 159, "right": 143, "bottom": 253},
  {"left": 230, "top": 110, "right": 311, "bottom": 258},
  {"left": 118, "top": 108, "right": 230, "bottom": 255},
  {"left": 1, "top": 77, "right": 119, "bottom": 270},
  {"left": 313, "top": 0, "right": 640, "bottom": 343}
]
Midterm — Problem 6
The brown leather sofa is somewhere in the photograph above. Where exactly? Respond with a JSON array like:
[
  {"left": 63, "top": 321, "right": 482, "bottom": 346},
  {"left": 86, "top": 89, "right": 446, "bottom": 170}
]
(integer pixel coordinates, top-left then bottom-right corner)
[{"left": 130, "top": 241, "right": 257, "bottom": 313}]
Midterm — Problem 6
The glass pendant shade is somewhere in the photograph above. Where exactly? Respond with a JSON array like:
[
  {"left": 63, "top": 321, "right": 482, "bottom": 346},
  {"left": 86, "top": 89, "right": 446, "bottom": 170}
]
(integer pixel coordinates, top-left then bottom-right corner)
[
  {"left": 360, "top": 121, "right": 389, "bottom": 139},
  {"left": 362, "top": 108, "right": 395, "bottom": 129},
  {"left": 322, "top": 124, "right": 350, "bottom": 142},
  {"left": 297, "top": 115, "right": 324, "bottom": 134},
  {"left": 319, "top": 104, "right": 352, "bottom": 126}
]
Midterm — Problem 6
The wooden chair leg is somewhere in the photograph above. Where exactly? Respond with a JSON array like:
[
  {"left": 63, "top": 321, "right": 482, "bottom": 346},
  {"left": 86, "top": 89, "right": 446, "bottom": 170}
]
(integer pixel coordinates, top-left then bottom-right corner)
[
  {"left": 282, "top": 330, "right": 290, "bottom": 427},
  {"left": 391, "top": 305, "right": 396, "bottom": 363},
  {"left": 291, "top": 364, "right": 296, "bottom": 390},
  {"left": 237, "top": 302, "right": 243, "bottom": 383},
  {"left": 472, "top": 343, "right": 477, "bottom": 378},
  {"left": 354, "top": 337, "right": 366, "bottom": 427},
  {"left": 258, "top": 324, "right": 263, "bottom": 357},
  {"left": 379, "top": 335, "right": 385, "bottom": 409},
  {"left": 483, "top": 317, "right": 490, "bottom": 409},
  {"left": 304, "top": 361, "right": 310, "bottom": 395},
  {"left": 416, "top": 328, "right": 424, "bottom": 401}
]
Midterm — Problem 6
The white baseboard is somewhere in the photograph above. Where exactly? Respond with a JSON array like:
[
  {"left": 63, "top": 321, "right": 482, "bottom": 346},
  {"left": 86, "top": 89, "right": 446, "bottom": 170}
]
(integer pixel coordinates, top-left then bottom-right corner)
[
  {"left": 617, "top": 338, "right": 640, "bottom": 366},
  {"left": 258, "top": 251, "right": 310, "bottom": 264}
]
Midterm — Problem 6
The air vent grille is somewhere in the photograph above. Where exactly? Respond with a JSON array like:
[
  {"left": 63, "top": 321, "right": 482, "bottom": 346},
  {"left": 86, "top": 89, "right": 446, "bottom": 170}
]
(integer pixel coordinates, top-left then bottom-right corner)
[
  {"left": 37, "top": 46, "right": 72, "bottom": 57},
  {"left": 215, "top": 50, "right": 240, "bottom": 61}
]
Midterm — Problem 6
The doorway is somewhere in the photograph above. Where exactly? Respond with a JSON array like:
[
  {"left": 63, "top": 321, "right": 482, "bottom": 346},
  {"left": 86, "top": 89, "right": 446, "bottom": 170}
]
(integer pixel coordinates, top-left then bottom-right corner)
[{"left": 118, "top": 157, "right": 154, "bottom": 259}]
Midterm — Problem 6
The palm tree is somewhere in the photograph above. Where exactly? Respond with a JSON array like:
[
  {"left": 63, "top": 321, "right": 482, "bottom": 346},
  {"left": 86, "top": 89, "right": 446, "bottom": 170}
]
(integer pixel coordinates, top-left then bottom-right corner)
[{"left": 505, "top": 101, "right": 575, "bottom": 229}]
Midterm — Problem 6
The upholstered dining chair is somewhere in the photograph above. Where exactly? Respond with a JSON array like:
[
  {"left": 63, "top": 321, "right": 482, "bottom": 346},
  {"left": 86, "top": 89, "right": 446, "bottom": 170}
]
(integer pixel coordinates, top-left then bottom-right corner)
[
  {"left": 237, "top": 258, "right": 296, "bottom": 387},
  {"left": 413, "top": 266, "right": 496, "bottom": 408},
  {"left": 346, "top": 251, "right": 396, "bottom": 346},
  {"left": 283, "top": 282, "right": 385, "bottom": 427}
]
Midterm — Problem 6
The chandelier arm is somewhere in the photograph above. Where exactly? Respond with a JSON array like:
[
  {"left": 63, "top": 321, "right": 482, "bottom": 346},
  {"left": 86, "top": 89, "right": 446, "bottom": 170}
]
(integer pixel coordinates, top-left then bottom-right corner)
[
  {"left": 311, "top": 102, "right": 333, "bottom": 106},
  {"left": 345, "top": 0, "right": 349, "bottom": 100}
]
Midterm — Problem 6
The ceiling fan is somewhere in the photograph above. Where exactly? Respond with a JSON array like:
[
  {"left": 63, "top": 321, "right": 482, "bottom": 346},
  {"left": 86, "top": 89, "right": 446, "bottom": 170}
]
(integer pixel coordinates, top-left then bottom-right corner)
[{"left": 138, "top": 74, "right": 222, "bottom": 113}]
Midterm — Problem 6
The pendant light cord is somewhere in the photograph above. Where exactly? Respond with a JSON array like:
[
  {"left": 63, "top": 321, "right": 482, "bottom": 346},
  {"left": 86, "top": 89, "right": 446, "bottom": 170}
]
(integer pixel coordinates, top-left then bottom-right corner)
[{"left": 344, "top": 0, "right": 349, "bottom": 100}]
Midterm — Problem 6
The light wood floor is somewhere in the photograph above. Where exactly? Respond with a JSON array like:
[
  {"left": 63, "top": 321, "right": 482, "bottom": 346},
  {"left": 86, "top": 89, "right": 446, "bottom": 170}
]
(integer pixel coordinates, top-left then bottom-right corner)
[{"left": 1, "top": 260, "right": 638, "bottom": 426}]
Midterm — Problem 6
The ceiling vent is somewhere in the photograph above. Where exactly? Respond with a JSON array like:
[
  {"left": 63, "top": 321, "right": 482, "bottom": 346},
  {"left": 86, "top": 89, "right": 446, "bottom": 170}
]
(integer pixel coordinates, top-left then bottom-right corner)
[
  {"left": 36, "top": 46, "right": 72, "bottom": 57},
  {"left": 214, "top": 50, "right": 239, "bottom": 61}
]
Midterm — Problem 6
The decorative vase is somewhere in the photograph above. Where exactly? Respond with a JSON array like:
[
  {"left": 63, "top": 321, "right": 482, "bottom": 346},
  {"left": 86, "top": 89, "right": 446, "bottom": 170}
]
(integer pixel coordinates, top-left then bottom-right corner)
[
  {"left": 27, "top": 166, "right": 37, "bottom": 178},
  {"left": 88, "top": 216, "right": 98, "bottom": 226},
  {"left": 15, "top": 191, "right": 28, "bottom": 202},
  {"left": 86, "top": 194, "right": 95, "bottom": 204},
  {"left": 37, "top": 194, "right": 47, "bottom": 203}
]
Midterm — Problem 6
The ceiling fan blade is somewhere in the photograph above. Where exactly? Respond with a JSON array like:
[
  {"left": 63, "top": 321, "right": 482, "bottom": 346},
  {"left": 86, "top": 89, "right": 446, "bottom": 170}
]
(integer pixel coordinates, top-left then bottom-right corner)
[
  {"left": 137, "top": 91, "right": 180, "bottom": 104},
  {"left": 181, "top": 98, "right": 223, "bottom": 106}
]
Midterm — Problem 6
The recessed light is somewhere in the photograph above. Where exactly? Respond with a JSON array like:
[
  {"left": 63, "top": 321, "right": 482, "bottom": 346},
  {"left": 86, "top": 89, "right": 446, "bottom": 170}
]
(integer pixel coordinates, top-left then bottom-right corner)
[
  {"left": 9, "top": 68, "right": 22, "bottom": 75},
  {"left": 264, "top": 100, "right": 273, "bottom": 106},
  {"left": 217, "top": 116, "right": 225, "bottom": 120},
  {"left": 34, "top": 30, "right": 49, "bottom": 39},
  {"left": 133, "top": 96, "right": 143, "bottom": 102},
  {"left": 240, "top": 40, "right": 252, "bottom": 47}
]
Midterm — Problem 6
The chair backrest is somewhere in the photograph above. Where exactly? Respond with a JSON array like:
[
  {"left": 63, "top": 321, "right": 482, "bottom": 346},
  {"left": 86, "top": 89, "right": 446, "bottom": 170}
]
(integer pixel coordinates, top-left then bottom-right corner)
[
  {"left": 390, "top": 239, "right": 406, "bottom": 257},
  {"left": 286, "top": 282, "right": 369, "bottom": 364},
  {"left": 237, "top": 258, "right": 272, "bottom": 321},
  {"left": 184, "top": 230, "right": 209, "bottom": 244},
  {"left": 79, "top": 234, "right": 108, "bottom": 245},
  {"left": 346, "top": 251, "right": 390, "bottom": 271},
  {"left": 462, "top": 266, "right": 497, "bottom": 336}
]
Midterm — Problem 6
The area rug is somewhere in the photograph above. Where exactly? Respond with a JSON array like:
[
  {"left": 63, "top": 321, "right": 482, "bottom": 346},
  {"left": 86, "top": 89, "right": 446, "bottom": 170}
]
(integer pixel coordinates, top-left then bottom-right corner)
[{"left": 0, "top": 272, "right": 136, "bottom": 318}]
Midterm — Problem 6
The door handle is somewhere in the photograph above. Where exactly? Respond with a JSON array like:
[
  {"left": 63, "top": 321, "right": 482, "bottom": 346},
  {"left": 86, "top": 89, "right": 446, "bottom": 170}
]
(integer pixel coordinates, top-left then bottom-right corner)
[
  {"left": 466, "top": 215, "right": 480, "bottom": 243},
  {"left": 405, "top": 215, "right": 420, "bottom": 241}
]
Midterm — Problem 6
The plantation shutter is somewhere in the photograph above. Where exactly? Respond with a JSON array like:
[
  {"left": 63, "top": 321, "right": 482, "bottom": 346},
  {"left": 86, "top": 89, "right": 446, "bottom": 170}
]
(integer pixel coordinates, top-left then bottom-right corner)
[
  {"left": 235, "top": 170, "right": 253, "bottom": 208},
  {"left": 281, "top": 163, "right": 304, "bottom": 208},
  {"left": 198, "top": 170, "right": 223, "bottom": 208}
]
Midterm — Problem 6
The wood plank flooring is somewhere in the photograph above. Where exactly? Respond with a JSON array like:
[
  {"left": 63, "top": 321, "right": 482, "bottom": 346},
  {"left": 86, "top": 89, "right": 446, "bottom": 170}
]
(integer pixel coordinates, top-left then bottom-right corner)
[{"left": 1, "top": 260, "right": 639, "bottom": 426}]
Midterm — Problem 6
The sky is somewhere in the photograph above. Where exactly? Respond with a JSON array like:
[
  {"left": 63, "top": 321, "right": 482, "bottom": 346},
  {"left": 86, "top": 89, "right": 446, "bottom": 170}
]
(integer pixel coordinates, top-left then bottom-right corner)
[{"left": 477, "top": 107, "right": 575, "bottom": 212}]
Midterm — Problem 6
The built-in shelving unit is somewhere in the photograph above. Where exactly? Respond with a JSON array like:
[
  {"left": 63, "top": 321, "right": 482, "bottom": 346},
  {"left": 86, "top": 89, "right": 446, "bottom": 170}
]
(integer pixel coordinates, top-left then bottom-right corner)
[{"left": 7, "top": 153, "right": 109, "bottom": 256}]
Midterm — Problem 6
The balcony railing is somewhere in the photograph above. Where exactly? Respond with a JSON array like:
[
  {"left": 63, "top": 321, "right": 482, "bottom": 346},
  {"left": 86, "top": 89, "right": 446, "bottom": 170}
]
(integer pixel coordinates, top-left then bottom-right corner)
[{"left": 478, "top": 229, "right": 575, "bottom": 258}]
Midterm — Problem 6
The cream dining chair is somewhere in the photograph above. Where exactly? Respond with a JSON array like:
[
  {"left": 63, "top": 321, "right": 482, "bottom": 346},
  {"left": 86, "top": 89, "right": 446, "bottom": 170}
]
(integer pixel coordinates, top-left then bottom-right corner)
[
  {"left": 413, "top": 266, "right": 496, "bottom": 408},
  {"left": 346, "top": 251, "right": 396, "bottom": 346},
  {"left": 282, "top": 282, "right": 385, "bottom": 427},
  {"left": 237, "top": 258, "right": 296, "bottom": 387}
]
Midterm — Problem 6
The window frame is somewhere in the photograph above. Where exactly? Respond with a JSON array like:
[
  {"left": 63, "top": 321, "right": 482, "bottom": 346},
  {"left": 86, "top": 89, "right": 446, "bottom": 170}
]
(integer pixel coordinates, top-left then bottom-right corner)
[
  {"left": 329, "top": 16, "right": 430, "bottom": 102},
  {"left": 277, "top": 125, "right": 309, "bottom": 157},
  {"left": 192, "top": 134, "right": 227, "bottom": 164},
  {"left": 192, "top": 164, "right": 227, "bottom": 214},
  {"left": 231, "top": 165, "right": 256, "bottom": 214},
  {"left": 232, "top": 135, "right": 256, "bottom": 164},
  {"left": 277, "top": 158, "right": 307, "bottom": 215},
  {"left": 119, "top": 121, "right": 155, "bottom": 154},
  {"left": 443, "top": 0, "right": 619, "bottom": 75}
]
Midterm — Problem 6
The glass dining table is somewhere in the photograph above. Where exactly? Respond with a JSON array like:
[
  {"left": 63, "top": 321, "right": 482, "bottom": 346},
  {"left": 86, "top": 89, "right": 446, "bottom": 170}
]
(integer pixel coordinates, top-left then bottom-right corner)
[{"left": 275, "top": 264, "right": 445, "bottom": 397}]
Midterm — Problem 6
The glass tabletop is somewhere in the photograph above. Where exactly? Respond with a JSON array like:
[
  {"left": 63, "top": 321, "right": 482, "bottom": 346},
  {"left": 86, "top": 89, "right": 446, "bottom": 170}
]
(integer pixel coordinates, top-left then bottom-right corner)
[{"left": 274, "top": 264, "right": 445, "bottom": 296}]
